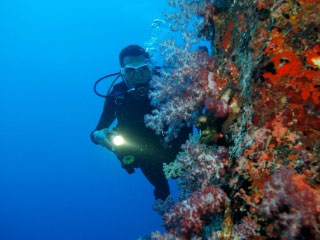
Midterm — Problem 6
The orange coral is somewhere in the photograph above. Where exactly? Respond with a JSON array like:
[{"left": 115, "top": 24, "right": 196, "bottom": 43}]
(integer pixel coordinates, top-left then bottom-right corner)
[{"left": 219, "top": 23, "right": 234, "bottom": 50}]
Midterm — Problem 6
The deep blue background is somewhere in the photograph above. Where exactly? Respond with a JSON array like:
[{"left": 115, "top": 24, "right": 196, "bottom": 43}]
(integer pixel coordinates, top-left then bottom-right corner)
[{"left": 0, "top": 1, "right": 173, "bottom": 239}]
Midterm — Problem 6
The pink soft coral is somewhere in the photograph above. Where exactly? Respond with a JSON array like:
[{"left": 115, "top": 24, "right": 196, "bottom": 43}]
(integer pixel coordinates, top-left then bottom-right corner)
[
  {"left": 175, "top": 139, "right": 229, "bottom": 188},
  {"left": 145, "top": 50, "right": 217, "bottom": 142},
  {"left": 163, "top": 184, "right": 228, "bottom": 239},
  {"left": 233, "top": 216, "right": 260, "bottom": 239},
  {"left": 260, "top": 167, "right": 320, "bottom": 239}
]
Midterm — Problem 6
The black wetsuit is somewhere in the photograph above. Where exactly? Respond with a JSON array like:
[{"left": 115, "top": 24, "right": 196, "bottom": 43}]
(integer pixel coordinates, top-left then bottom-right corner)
[{"left": 91, "top": 81, "right": 191, "bottom": 200}]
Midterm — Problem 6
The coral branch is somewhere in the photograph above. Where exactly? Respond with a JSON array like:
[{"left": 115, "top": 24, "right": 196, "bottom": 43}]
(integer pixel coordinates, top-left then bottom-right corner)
[
  {"left": 260, "top": 167, "right": 320, "bottom": 239},
  {"left": 163, "top": 185, "right": 228, "bottom": 238}
]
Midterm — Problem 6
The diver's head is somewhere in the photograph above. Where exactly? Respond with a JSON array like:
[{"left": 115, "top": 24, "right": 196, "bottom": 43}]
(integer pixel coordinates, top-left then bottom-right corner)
[{"left": 119, "top": 45, "right": 152, "bottom": 89}]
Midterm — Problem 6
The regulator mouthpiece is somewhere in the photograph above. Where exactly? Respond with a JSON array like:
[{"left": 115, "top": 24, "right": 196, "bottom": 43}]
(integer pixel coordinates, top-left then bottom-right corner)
[
  {"left": 112, "top": 135, "right": 125, "bottom": 146},
  {"left": 135, "top": 85, "right": 148, "bottom": 97}
]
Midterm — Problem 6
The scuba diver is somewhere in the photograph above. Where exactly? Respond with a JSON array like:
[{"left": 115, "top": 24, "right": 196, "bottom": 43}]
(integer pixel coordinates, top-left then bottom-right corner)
[{"left": 91, "top": 45, "right": 192, "bottom": 200}]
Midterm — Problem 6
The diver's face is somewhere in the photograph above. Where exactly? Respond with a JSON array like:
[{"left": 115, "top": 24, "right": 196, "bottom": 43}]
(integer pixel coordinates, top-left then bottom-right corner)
[{"left": 122, "top": 55, "right": 151, "bottom": 89}]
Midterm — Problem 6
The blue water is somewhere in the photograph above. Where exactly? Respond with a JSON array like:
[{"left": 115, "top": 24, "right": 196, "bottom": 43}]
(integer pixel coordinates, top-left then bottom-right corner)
[{"left": 0, "top": 1, "right": 172, "bottom": 239}]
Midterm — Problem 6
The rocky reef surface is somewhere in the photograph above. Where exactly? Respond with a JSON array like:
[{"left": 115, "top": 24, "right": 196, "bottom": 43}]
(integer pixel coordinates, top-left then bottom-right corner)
[{"left": 145, "top": 0, "right": 320, "bottom": 239}]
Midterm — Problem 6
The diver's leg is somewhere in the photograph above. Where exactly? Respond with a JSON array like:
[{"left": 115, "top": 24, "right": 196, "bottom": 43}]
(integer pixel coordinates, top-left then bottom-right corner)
[{"left": 140, "top": 163, "right": 170, "bottom": 200}]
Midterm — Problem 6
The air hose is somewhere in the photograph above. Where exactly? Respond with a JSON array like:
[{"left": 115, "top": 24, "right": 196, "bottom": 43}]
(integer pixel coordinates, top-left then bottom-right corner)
[{"left": 93, "top": 72, "right": 122, "bottom": 98}]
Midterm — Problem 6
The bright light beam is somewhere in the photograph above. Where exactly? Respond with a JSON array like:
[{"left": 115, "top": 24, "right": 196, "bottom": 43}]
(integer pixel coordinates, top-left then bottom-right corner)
[{"left": 112, "top": 135, "right": 125, "bottom": 146}]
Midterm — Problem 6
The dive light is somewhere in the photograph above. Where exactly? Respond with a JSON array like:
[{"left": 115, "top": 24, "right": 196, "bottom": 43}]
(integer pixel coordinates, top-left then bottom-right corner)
[{"left": 112, "top": 135, "right": 125, "bottom": 146}]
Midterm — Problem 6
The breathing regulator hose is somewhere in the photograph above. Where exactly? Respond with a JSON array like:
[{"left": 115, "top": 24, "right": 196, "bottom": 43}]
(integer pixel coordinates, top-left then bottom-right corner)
[{"left": 93, "top": 72, "right": 122, "bottom": 98}]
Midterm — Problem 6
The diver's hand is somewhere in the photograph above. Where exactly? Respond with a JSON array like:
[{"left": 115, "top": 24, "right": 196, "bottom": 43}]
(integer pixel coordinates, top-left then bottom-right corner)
[{"left": 93, "top": 128, "right": 117, "bottom": 150}]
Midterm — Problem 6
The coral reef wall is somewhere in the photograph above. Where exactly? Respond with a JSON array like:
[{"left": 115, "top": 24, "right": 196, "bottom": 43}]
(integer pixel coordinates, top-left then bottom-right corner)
[{"left": 147, "top": 0, "right": 320, "bottom": 239}]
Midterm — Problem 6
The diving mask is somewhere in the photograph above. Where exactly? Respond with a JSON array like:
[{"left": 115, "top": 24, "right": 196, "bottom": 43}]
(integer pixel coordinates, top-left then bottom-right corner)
[{"left": 121, "top": 63, "right": 152, "bottom": 88}]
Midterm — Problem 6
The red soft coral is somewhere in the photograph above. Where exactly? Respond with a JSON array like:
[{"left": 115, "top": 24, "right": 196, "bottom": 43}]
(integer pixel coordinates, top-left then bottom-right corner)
[{"left": 205, "top": 97, "right": 229, "bottom": 118}]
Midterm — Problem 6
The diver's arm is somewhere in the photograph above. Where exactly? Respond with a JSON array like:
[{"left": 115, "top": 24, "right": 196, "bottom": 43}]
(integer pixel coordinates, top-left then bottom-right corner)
[
  {"left": 170, "top": 125, "right": 193, "bottom": 151},
  {"left": 92, "top": 128, "right": 116, "bottom": 150},
  {"left": 90, "top": 96, "right": 117, "bottom": 145}
]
